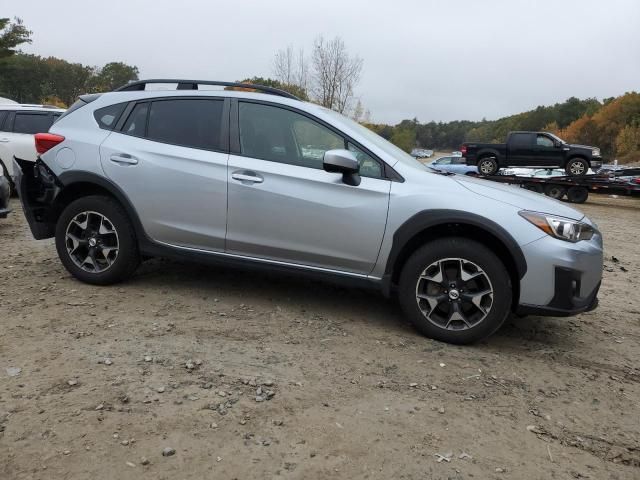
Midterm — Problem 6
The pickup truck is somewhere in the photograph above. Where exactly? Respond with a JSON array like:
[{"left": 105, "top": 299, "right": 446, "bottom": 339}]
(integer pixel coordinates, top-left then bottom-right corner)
[{"left": 461, "top": 131, "right": 602, "bottom": 176}]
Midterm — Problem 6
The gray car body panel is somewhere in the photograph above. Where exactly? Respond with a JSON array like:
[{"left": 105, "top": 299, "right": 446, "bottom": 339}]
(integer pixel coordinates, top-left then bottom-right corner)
[{"left": 33, "top": 87, "right": 602, "bottom": 313}]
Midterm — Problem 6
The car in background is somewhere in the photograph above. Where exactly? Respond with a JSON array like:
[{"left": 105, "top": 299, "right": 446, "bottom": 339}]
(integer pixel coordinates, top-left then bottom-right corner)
[
  {"left": 0, "top": 174, "right": 10, "bottom": 218},
  {"left": 0, "top": 103, "right": 66, "bottom": 191},
  {"left": 462, "top": 131, "right": 603, "bottom": 176},
  {"left": 410, "top": 148, "right": 433, "bottom": 159},
  {"left": 426, "top": 155, "right": 477, "bottom": 175}
]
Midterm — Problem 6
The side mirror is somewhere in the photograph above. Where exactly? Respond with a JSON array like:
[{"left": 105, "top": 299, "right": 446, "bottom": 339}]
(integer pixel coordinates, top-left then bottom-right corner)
[
  {"left": 323, "top": 149, "right": 361, "bottom": 186},
  {"left": 553, "top": 141, "right": 561, "bottom": 148}
]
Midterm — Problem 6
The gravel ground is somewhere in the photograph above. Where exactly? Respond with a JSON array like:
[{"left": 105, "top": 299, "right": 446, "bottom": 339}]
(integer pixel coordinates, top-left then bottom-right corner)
[{"left": 1, "top": 194, "right": 639, "bottom": 480}]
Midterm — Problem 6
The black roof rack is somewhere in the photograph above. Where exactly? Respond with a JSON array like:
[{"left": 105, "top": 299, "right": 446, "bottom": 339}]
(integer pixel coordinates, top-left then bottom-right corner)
[{"left": 114, "top": 79, "right": 300, "bottom": 100}]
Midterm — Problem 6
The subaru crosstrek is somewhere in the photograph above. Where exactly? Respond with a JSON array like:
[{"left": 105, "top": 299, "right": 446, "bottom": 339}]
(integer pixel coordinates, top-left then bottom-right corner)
[{"left": 14, "top": 79, "right": 603, "bottom": 344}]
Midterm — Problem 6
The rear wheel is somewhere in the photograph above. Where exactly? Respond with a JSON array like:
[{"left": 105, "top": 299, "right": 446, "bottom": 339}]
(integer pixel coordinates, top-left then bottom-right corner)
[
  {"left": 523, "top": 183, "right": 543, "bottom": 193},
  {"left": 566, "top": 186, "right": 589, "bottom": 203},
  {"left": 398, "top": 238, "right": 512, "bottom": 344},
  {"left": 55, "top": 195, "right": 140, "bottom": 285},
  {"left": 544, "top": 184, "right": 567, "bottom": 200},
  {"left": 565, "top": 157, "right": 588, "bottom": 176},
  {"left": 478, "top": 157, "right": 499, "bottom": 176}
]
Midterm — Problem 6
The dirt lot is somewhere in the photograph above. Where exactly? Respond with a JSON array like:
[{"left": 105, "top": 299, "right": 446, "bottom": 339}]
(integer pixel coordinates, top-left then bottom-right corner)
[{"left": 1, "top": 194, "right": 639, "bottom": 480}]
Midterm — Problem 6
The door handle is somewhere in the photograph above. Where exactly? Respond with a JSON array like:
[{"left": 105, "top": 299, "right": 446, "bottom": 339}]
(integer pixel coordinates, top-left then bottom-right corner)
[
  {"left": 110, "top": 153, "right": 138, "bottom": 165},
  {"left": 0, "top": 138, "right": 9, "bottom": 143},
  {"left": 231, "top": 170, "right": 263, "bottom": 184}
]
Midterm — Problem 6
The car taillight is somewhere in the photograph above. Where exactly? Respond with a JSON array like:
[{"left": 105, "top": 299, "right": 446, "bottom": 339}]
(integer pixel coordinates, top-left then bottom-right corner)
[
  {"left": 633, "top": 177, "right": 640, "bottom": 184},
  {"left": 461, "top": 145, "right": 467, "bottom": 155},
  {"left": 34, "top": 133, "right": 65, "bottom": 154}
]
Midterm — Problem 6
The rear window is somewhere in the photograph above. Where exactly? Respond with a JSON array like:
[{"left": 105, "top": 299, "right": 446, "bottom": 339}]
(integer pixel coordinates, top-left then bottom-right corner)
[
  {"left": 94, "top": 102, "right": 127, "bottom": 130},
  {"left": 146, "top": 99, "right": 224, "bottom": 150},
  {"left": 122, "top": 103, "right": 149, "bottom": 137},
  {"left": 13, "top": 113, "right": 54, "bottom": 134}
]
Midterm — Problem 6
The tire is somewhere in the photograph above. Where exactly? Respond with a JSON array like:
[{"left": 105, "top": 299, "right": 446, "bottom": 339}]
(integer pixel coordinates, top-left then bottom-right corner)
[
  {"left": 477, "top": 157, "right": 499, "bottom": 176},
  {"left": 544, "top": 184, "right": 567, "bottom": 200},
  {"left": 55, "top": 195, "right": 140, "bottom": 285},
  {"left": 566, "top": 186, "right": 589, "bottom": 204},
  {"left": 565, "top": 157, "right": 588, "bottom": 176},
  {"left": 523, "top": 183, "right": 543, "bottom": 193},
  {"left": 398, "top": 237, "right": 512, "bottom": 345}
]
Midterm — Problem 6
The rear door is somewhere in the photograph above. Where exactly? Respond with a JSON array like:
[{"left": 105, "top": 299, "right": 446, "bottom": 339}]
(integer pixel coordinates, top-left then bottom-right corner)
[
  {"left": 1, "top": 111, "right": 57, "bottom": 179},
  {"left": 506, "top": 133, "right": 535, "bottom": 165},
  {"left": 0, "top": 111, "right": 11, "bottom": 178},
  {"left": 99, "top": 97, "right": 229, "bottom": 251},
  {"left": 225, "top": 100, "right": 390, "bottom": 275}
]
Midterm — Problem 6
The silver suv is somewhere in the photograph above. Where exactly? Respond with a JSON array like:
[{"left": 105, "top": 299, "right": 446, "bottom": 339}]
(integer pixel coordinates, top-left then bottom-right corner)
[{"left": 14, "top": 79, "right": 603, "bottom": 344}]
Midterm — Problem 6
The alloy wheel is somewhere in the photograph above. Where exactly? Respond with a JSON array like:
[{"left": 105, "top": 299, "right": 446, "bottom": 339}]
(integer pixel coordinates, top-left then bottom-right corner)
[
  {"left": 65, "top": 211, "right": 119, "bottom": 273},
  {"left": 479, "top": 160, "right": 495, "bottom": 174},
  {"left": 569, "top": 161, "right": 586, "bottom": 175},
  {"left": 415, "top": 258, "right": 494, "bottom": 331}
]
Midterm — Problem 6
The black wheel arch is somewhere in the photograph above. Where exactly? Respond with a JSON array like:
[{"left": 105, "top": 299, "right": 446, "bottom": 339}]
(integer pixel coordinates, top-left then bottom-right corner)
[
  {"left": 382, "top": 210, "right": 527, "bottom": 309},
  {"left": 477, "top": 149, "right": 502, "bottom": 163},
  {"left": 52, "top": 171, "right": 147, "bottom": 246}
]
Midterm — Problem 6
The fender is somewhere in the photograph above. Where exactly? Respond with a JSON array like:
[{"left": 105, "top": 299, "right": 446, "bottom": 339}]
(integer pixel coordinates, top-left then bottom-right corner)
[
  {"left": 476, "top": 148, "right": 502, "bottom": 161},
  {"left": 56, "top": 170, "right": 150, "bottom": 245},
  {"left": 383, "top": 209, "right": 527, "bottom": 293}
]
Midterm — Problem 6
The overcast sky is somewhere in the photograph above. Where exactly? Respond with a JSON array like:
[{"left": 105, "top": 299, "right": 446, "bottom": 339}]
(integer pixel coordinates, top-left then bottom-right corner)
[{"left": 8, "top": 0, "right": 640, "bottom": 124}]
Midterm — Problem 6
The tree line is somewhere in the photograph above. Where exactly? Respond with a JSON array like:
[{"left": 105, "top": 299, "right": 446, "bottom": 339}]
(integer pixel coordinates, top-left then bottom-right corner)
[
  {"left": 366, "top": 94, "right": 640, "bottom": 163},
  {"left": 0, "top": 17, "right": 139, "bottom": 106},
  {"left": 2, "top": 17, "right": 637, "bottom": 163}
]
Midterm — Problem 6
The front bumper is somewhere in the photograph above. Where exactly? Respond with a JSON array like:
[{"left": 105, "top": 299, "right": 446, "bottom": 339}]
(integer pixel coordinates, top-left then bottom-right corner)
[{"left": 516, "top": 232, "right": 603, "bottom": 317}]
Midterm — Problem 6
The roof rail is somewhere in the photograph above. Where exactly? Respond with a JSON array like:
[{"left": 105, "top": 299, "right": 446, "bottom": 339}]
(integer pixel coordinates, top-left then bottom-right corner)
[{"left": 114, "top": 79, "right": 300, "bottom": 100}]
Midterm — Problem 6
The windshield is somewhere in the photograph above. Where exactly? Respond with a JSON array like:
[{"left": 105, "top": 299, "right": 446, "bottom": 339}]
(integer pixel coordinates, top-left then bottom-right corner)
[
  {"left": 547, "top": 132, "right": 566, "bottom": 144},
  {"left": 322, "top": 108, "right": 428, "bottom": 170}
]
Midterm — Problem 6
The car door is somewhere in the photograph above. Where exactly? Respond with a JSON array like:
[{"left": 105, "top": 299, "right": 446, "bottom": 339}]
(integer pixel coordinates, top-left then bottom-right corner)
[
  {"left": 226, "top": 100, "right": 391, "bottom": 275},
  {"left": 534, "top": 133, "right": 564, "bottom": 167},
  {"left": 1, "top": 111, "right": 55, "bottom": 178},
  {"left": 0, "top": 111, "right": 11, "bottom": 178},
  {"left": 99, "top": 97, "right": 229, "bottom": 251},
  {"left": 507, "top": 133, "right": 535, "bottom": 165}
]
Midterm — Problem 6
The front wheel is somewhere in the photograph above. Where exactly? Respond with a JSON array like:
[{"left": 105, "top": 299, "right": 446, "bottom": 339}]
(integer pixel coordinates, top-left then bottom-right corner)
[
  {"left": 55, "top": 195, "right": 140, "bottom": 285},
  {"left": 398, "top": 238, "right": 512, "bottom": 344},
  {"left": 565, "top": 158, "right": 588, "bottom": 176}
]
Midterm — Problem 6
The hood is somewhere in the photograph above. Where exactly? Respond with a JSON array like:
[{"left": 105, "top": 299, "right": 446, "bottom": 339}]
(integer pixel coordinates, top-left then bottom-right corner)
[
  {"left": 453, "top": 175, "right": 585, "bottom": 220},
  {"left": 568, "top": 144, "right": 595, "bottom": 151}
]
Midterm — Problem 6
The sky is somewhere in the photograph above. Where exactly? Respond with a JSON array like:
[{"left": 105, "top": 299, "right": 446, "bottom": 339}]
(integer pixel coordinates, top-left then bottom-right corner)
[{"left": 6, "top": 0, "right": 640, "bottom": 124}]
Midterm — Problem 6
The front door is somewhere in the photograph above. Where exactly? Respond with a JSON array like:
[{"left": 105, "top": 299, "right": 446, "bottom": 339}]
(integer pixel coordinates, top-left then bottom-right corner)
[
  {"left": 226, "top": 101, "right": 391, "bottom": 275},
  {"left": 534, "top": 133, "right": 564, "bottom": 167},
  {"left": 99, "top": 97, "right": 229, "bottom": 251}
]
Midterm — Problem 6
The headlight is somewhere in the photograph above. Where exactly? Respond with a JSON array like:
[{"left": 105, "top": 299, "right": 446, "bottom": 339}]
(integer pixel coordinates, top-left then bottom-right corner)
[
  {"left": 519, "top": 211, "right": 595, "bottom": 242},
  {"left": 592, "top": 148, "right": 601, "bottom": 157}
]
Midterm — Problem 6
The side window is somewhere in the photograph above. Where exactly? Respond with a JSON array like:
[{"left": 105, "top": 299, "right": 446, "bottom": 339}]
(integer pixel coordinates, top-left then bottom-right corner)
[
  {"left": 147, "top": 99, "right": 224, "bottom": 150},
  {"left": 536, "top": 135, "right": 554, "bottom": 148},
  {"left": 437, "top": 157, "right": 452, "bottom": 165},
  {"left": 122, "top": 103, "right": 149, "bottom": 137},
  {"left": 0, "top": 111, "right": 7, "bottom": 131},
  {"left": 13, "top": 113, "right": 54, "bottom": 134},
  {"left": 239, "top": 102, "right": 343, "bottom": 169},
  {"left": 452, "top": 156, "right": 466, "bottom": 164},
  {"left": 94, "top": 103, "right": 127, "bottom": 130},
  {"left": 347, "top": 142, "right": 383, "bottom": 178},
  {"left": 510, "top": 133, "right": 531, "bottom": 148}
]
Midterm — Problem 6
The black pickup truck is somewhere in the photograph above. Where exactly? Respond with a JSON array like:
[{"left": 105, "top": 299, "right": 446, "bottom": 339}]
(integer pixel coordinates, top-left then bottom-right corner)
[{"left": 462, "top": 131, "right": 602, "bottom": 176}]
